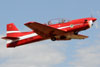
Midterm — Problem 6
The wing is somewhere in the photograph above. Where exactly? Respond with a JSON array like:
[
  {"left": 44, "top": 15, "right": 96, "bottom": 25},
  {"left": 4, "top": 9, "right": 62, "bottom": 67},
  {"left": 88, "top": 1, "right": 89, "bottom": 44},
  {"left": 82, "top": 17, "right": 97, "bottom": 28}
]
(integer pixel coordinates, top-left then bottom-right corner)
[
  {"left": 24, "top": 22, "right": 88, "bottom": 39},
  {"left": 24, "top": 22, "right": 66, "bottom": 38},
  {"left": 65, "top": 34, "right": 88, "bottom": 39}
]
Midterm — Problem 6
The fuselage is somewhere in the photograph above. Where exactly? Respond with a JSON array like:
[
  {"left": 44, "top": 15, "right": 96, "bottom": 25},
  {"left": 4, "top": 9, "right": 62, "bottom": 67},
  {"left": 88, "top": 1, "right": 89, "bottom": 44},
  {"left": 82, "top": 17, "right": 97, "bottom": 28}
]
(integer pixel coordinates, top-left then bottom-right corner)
[{"left": 7, "top": 17, "right": 97, "bottom": 47}]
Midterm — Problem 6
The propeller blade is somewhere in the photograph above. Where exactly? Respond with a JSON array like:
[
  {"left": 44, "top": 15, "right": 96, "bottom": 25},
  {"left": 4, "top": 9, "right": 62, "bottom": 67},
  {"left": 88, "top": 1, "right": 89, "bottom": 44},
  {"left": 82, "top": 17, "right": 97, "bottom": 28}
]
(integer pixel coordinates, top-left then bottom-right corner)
[{"left": 94, "top": 22, "right": 99, "bottom": 28}]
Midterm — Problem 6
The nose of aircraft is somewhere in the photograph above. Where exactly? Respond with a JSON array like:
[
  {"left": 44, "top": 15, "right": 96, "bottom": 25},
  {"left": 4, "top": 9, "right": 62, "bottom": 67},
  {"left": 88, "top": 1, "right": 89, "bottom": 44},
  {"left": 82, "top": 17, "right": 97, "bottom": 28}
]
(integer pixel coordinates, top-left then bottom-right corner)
[
  {"left": 88, "top": 17, "right": 97, "bottom": 28},
  {"left": 92, "top": 18, "right": 97, "bottom": 22}
]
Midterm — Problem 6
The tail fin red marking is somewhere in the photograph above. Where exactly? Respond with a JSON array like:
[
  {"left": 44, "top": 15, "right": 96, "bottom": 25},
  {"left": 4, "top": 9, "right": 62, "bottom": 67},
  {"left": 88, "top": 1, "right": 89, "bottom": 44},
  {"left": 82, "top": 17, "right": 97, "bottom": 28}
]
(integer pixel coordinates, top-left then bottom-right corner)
[
  {"left": 6, "top": 23, "right": 21, "bottom": 37},
  {"left": 7, "top": 23, "right": 19, "bottom": 31}
]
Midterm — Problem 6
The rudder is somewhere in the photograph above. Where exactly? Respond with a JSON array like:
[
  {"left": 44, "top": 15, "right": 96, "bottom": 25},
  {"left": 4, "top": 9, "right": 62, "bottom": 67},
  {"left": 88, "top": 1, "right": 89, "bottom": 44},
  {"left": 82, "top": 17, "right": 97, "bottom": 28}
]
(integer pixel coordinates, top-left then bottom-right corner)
[
  {"left": 7, "top": 23, "right": 20, "bottom": 37},
  {"left": 7, "top": 23, "right": 19, "bottom": 32}
]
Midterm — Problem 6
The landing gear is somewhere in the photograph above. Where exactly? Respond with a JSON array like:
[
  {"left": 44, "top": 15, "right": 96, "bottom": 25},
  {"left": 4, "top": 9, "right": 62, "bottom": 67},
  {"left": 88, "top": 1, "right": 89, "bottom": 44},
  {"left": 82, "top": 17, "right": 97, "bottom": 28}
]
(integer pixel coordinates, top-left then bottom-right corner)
[
  {"left": 51, "top": 37, "right": 56, "bottom": 41},
  {"left": 74, "top": 31, "right": 78, "bottom": 35},
  {"left": 60, "top": 36, "right": 66, "bottom": 39}
]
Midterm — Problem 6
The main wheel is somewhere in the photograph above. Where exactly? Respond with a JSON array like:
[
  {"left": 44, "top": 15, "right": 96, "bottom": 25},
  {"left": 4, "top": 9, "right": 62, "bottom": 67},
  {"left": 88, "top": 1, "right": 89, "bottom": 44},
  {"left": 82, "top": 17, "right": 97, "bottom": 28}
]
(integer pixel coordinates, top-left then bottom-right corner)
[
  {"left": 51, "top": 37, "right": 56, "bottom": 41},
  {"left": 60, "top": 36, "right": 66, "bottom": 39},
  {"left": 74, "top": 31, "right": 78, "bottom": 35}
]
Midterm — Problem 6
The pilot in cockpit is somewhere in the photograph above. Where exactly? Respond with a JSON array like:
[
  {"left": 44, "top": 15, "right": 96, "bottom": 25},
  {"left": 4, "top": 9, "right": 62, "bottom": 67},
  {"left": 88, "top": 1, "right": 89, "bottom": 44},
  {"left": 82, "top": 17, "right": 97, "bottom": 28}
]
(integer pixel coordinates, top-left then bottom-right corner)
[
  {"left": 48, "top": 21, "right": 52, "bottom": 25},
  {"left": 61, "top": 19, "right": 66, "bottom": 23},
  {"left": 48, "top": 18, "right": 67, "bottom": 25}
]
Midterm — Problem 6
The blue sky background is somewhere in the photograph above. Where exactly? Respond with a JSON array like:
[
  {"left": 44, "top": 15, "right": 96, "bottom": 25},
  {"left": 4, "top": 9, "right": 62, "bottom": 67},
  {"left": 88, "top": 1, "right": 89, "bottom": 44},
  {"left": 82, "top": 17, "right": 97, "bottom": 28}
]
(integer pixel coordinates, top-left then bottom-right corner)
[{"left": 0, "top": 0, "right": 100, "bottom": 67}]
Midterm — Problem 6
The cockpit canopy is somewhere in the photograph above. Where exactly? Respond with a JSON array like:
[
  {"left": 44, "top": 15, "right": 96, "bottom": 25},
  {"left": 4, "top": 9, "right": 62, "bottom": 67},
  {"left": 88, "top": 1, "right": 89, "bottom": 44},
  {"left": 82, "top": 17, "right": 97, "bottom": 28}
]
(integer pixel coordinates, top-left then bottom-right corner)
[{"left": 47, "top": 18, "right": 71, "bottom": 25}]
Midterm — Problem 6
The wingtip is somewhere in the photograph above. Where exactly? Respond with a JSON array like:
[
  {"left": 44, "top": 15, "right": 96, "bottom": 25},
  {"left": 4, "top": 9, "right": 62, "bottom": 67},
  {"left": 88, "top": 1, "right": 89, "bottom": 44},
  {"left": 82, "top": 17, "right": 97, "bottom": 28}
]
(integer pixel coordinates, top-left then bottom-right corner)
[
  {"left": 24, "top": 22, "right": 37, "bottom": 25},
  {"left": 24, "top": 22, "right": 33, "bottom": 25}
]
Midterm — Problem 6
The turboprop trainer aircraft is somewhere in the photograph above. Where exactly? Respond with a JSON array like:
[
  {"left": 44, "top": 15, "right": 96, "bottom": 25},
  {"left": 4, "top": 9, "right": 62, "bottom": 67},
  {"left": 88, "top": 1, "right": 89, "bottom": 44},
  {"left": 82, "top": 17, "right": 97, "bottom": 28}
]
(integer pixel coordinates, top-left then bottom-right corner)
[{"left": 2, "top": 17, "right": 97, "bottom": 48}]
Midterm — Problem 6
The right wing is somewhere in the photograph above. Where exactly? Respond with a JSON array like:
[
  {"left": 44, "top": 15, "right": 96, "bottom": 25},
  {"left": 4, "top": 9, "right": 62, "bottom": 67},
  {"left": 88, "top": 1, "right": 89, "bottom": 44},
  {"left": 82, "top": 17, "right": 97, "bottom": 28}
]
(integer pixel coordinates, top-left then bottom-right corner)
[{"left": 65, "top": 34, "right": 88, "bottom": 39}]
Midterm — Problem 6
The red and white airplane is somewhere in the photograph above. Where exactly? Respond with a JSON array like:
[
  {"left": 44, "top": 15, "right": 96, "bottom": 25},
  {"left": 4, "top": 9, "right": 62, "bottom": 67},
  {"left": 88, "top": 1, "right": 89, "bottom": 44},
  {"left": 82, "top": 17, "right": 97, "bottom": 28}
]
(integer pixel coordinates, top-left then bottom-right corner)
[{"left": 2, "top": 17, "right": 97, "bottom": 48}]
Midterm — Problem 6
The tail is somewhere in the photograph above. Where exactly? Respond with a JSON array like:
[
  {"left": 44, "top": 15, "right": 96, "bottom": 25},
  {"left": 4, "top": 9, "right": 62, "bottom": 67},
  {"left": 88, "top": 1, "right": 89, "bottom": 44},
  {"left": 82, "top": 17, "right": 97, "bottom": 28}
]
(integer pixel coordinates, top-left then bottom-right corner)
[
  {"left": 7, "top": 23, "right": 19, "bottom": 31},
  {"left": 2, "top": 23, "right": 21, "bottom": 47},
  {"left": 7, "top": 23, "right": 20, "bottom": 37},
  {"left": 2, "top": 23, "right": 21, "bottom": 40},
  {"left": 2, "top": 23, "right": 33, "bottom": 48}
]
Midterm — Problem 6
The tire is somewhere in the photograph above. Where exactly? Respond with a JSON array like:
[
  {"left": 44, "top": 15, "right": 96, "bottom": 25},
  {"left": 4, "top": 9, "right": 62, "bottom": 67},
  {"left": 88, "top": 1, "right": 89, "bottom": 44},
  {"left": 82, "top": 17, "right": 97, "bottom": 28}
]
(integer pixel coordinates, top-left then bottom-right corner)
[
  {"left": 60, "top": 36, "right": 66, "bottom": 39},
  {"left": 74, "top": 31, "right": 78, "bottom": 35},
  {"left": 51, "top": 37, "right": 56, "bottom": 41}
]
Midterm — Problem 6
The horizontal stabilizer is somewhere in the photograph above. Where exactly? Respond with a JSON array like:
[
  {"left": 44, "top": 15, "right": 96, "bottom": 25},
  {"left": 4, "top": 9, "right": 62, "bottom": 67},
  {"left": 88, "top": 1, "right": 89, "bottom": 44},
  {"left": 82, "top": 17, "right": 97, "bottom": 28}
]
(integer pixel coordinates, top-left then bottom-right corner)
[{"left": 2, "top": 37, "right": 19, "bottom": 40}]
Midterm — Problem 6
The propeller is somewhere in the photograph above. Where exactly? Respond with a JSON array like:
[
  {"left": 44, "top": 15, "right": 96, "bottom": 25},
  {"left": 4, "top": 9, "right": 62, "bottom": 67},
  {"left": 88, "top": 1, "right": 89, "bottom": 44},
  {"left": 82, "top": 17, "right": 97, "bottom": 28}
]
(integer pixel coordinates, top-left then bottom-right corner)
[
  {"left": 90, "top": 9, "right": 94, "bottom": 18},
  {"left": 90, "top": 9, "right": 99, "bottom": 29},
  {"left": 88, "top": 20, "right": 99, "bottom": 29},
  {"left": 94, "top": 22, "right": 99, "bottom": 28}
]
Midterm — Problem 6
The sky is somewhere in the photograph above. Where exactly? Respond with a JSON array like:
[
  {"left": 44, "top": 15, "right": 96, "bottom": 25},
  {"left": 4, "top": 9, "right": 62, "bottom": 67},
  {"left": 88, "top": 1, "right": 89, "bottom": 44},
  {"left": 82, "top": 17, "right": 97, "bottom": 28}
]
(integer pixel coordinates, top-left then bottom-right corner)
[{"left": 0, "top": 0, "right": 100, "bottom": 67}]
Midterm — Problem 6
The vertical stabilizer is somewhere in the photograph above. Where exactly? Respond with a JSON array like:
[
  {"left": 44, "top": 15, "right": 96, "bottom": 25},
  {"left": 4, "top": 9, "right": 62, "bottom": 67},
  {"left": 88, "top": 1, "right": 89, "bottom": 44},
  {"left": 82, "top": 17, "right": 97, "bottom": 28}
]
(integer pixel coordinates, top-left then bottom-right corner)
[
  {"left": 7, "top": 23, "right": 21, "bottom": 37},
  {"left": 7, "top": 23, "right": 20, "bottom": 33}
]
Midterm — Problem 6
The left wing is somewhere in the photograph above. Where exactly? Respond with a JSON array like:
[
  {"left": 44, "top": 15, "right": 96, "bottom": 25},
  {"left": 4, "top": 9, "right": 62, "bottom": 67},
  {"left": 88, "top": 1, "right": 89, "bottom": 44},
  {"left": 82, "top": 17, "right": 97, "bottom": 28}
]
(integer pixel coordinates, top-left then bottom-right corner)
[{"left": 24, "top": 22, "right": 66, "bottom": 38}]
